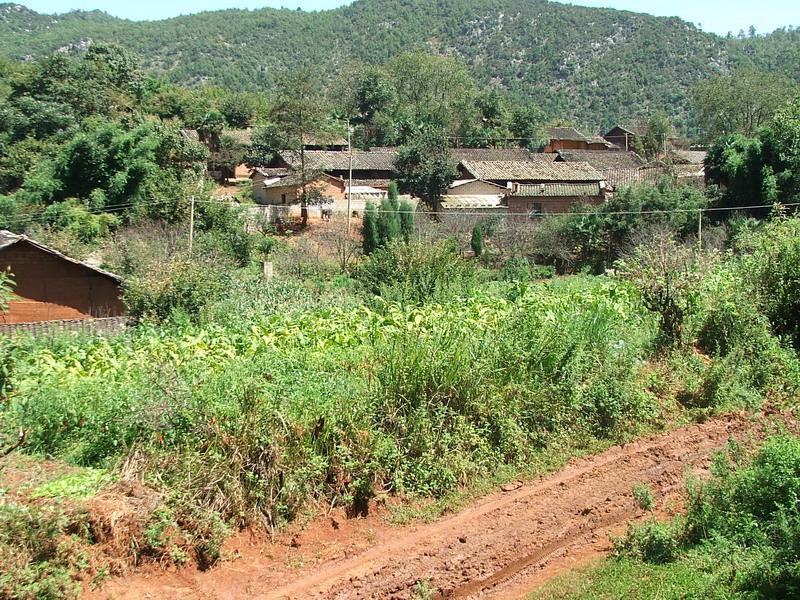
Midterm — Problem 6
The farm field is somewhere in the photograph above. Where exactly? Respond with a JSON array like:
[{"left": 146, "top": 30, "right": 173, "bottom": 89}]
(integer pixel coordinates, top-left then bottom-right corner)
[{"left": 2, "top": 214, "right": 800, "bottom": 598}]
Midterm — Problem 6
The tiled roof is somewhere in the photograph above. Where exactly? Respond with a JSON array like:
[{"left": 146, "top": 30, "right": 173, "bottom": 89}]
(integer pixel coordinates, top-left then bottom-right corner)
[
  {"left": 603, "top": 166, "right": 668, "bottom": 188},
  {"left": 557, "top": 150, "right": 646, "bottom": 170},
  {"left": 548, "top": 127, "right": 589, "bottom": 142},
  {"left": 449, "top": 179, "right": 507, "bottom": 191},
  {"left": 513, "top": 183, "right": 603, "bottom": 197},
  {"left": 263, "top": 172, "right": 343, "bottom": 189},
  {"left": 253, "top": 167, "right": 291, "bottom": 178},
  {"left": 222, "top": 129, "right": 253, "bottom": 145},
  {"left": 606, "top": 125, "right": 646, "bottom": 137},
  {"left": 450, "top": 148, "right": 542, "bottom": 162},
  {"left": 587, "top": 136, "right": 619, "bottom": 149},
  {"left": 279, "top": 150, "right": 398, "bottom": 171},
  {"left": 460, "top": 160, "right": 604, "bottom": 182},
  {"left": 0, "top": 230, "right": 122, "bottom": 282},
  {"left": 673, "top": 150, "right": 707, "bottom": 165}
]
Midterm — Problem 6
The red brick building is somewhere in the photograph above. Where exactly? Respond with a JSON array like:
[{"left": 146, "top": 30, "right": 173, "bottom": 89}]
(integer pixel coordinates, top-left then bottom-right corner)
[{"left": 0, "top": 231, "right": 125, "bottom": 324}]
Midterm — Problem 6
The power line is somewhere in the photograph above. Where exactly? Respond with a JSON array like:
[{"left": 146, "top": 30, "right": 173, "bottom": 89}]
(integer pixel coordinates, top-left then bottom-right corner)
[{"left": 2, "top": 198, "right": 797, "bottom": 231}]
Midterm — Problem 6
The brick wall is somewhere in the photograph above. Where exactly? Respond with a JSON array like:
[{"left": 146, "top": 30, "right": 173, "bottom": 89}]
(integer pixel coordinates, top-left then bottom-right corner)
[{"left": 0, "top": 241, "right": 125, "bottom": 324}]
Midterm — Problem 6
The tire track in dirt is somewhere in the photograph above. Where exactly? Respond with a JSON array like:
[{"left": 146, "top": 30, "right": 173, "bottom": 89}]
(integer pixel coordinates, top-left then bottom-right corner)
[
  {"left": 94, "top": 414, "right": 765, "bottom": 600},
  {"left": 267, "top": 414, "right": 757, "bottom": 599}
]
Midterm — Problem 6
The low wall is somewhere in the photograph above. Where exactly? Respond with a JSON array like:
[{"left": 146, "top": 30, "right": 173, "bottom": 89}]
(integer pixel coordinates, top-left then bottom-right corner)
[{"left": 0, "top": 316, "right": 130, "bottom": 337}]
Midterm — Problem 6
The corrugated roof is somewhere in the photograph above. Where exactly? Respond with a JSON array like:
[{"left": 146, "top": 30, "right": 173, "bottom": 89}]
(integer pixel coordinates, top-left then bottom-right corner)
[
  {"left": 180, "top": 129, "right": 201, "bottom": 142},
  {"left": 548, "top": 127, "right": 589, "bottom": 142},
  {"left": 460, "top": 160, "right": 604, "bottom": 182},
  {"left": 557, "top": 150, "right": 646, "bottom": 170},
  {"left": 0, "top": 230, "right": 122, "bottom": 282},
  {"left": 513, "top": 183, "right": 603, "bottom": 197},
  {"left": 449, "top": 179, "right": 507, "bottom": 191},
  {"left": 442, "top": 195, "right": 506, "bottom": 209},
  {"left": 279, "top": 150, "right": 398, "bottom": 172}
]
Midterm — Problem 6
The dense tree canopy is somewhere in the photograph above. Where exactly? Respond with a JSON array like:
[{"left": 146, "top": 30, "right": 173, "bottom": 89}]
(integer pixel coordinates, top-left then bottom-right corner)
[
  {"left": 691, "top": 69, "right": 799, "bottom": 141},
  {"left": 2, "top": 1, "right": 799, "bottom": 130},
  {"left": 706, "top": 97, "right": 800, "bottom": 214}
]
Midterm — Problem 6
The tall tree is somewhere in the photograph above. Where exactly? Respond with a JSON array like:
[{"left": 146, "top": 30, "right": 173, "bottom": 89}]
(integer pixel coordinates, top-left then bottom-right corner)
[
  {"left": 388, "top": 51, "right": 477, "bottom": 136},
  {"left": 270, "top": 68, "right": 329, "bottom": 225},
  {"left": 395, "top": 127, "right": 457, "bottom": 215},
  {"left": 691, "top": 69, "right": 799, "bottom": 141}
]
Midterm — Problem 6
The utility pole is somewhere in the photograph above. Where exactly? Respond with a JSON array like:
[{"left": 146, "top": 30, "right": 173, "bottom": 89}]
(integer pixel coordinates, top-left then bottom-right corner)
[
  {"left": 346, "top": 119, "right": 354, "bottom": 236},
  {"left": 697, "top": 208, "right": 703, "bottom": 252},
  {"left": 188, "top": 195, "right": 195, "bottom": 256}
]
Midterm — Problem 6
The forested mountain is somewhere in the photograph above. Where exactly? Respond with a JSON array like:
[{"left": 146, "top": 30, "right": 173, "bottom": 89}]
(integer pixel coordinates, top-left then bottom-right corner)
[{"left": 0, "top": 0, "right": 798, "bottom": 130}]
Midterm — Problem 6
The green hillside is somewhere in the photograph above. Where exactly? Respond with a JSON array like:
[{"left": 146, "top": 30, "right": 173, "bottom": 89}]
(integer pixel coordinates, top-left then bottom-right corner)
[{"left": 0, "top": 0, "right": 798, "bottom": 129}]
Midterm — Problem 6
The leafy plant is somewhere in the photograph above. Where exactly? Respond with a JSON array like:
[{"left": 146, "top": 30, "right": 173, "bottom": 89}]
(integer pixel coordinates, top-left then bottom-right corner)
[{"left": 632, "top": 483, "right": 655, "bottom": 511}]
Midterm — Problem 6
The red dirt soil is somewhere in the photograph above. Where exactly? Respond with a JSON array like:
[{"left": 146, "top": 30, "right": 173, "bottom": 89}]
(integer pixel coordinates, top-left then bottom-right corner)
[{"left": 91, "top": 414, "right": 763, "bottom": 600}]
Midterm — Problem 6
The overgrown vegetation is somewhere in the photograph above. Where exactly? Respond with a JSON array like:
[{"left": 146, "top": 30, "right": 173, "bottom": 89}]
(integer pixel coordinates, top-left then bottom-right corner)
[
  {"left": 533, "top": 434, "right": 800, "bottom": 599},
  {"left": 2, "top": 210, "right": 800, "bottom": 596}
]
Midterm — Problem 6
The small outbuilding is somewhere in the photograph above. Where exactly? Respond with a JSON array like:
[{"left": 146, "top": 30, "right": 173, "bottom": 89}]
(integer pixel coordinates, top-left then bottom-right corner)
[{"left": 0, "top": 231, "right": 125, "bottom": 324}]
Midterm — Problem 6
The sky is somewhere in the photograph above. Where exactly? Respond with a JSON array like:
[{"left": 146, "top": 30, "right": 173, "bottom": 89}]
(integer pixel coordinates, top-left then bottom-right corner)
[{"left": 18, "top": 0, "right": 800, "bottom": 36}]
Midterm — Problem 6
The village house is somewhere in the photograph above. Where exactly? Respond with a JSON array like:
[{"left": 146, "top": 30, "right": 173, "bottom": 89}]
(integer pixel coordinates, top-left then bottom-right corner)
[
  {"left": 543, "top": 127, "right": 618, "bottom": 153},
  {"left": 441, "top": 179, "right": 507, "bottom": 213},
  {"left": 455, "top": 159, "right": 607, "bottom": 218},
  {"left": 266, "top": 149, "right": 399, "bottom": 191},
  {"left": 0, "top": 230, "right": 125, "bottom": 324},
  {"left": 603, "top": 125, "right": 643, "bottom": 152},
  {"left": 554, "top": 149, "right": 648, "bottom": 191}
]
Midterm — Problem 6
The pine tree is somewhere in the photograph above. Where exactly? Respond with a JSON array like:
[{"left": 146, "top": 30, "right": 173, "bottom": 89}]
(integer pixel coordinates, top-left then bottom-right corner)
[
  {"left": 377, "top": 197, "right": 401, "bottom": 247},
  {"left": 387, "top": 181, "right": 400, "bottom": 209},
  {"left": 362, "top": 202, "right": 379, "bottom": 255},
  {"left": 399, "top": 199, "right": 415, "bottom": 243},
  {"left": 471, "top": 223, "right": 484, "bottom": 257}
]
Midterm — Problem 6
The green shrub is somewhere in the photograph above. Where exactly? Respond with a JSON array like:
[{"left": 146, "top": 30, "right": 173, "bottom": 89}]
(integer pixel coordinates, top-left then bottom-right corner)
[
  {"left": 123, "top": 259, "right": 230, "bottom": 323},
  {"left": 632, "top": 483, "right": 655, "bottom": 511},
  {"left": 470, "top": 223, "right": 484, "bottom": 256},
  {"left": 399, "top": 199, "right": 415, "bottom": 243},
  {"left": 361, "top": 201, "right": 379, "bottom": 255},
  {"left": 695, "top": 268, "right": 774, "bottom": 357},
  {"left": 738, "top": 216, "right": 800, "bottom": 349},
  {"left": 0, "top": 503, "right": 87, "bottom": 600},
  {"left": 355, "top": 239, "right": 477, "bottom": 304},
  {"left": 0, "top": 269, "right": 15, "bottom": 313},
  {"left": 681, "top": 436, "right": 800, "bottom": 597},
  {"left": 615, "top": 519, "right": 679, "bottom": 564}
]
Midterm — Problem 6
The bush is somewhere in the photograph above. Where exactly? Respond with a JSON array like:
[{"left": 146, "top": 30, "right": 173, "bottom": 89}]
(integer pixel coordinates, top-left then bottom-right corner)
[
  {"left": 470, "top": 224, "right": 484, "bottom": 256},
  {"left": 617, "top": 230, "right": 710, "bottom": 348},
  {"left": 123, "top": 259, "right": 230, "bottom": 323},
  {"left": 500, "top": 256, "right": 555, "bottom": 282},
  {"left": 632, "top": 483, "right": 655, "bottom": 511},
  {"left": 615, "top": 519, "right": 680, "bottom": 564},
  {"left": 738, "top": 216, "right": 800, "bottom": 349},
  {"left": 355, "top": 239, "right": 477, "bottom": 304},
  {"left": 682, "top": 436, "right": 800, "bottom": 597}
]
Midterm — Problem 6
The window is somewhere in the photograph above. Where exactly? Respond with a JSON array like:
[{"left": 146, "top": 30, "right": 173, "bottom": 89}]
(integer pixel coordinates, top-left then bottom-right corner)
[
  {"left": 528, "top": 202, "right": 543, "bottom": 219},
  {"left": 281, "top": 193, "right": 287, "bottom": 204}
]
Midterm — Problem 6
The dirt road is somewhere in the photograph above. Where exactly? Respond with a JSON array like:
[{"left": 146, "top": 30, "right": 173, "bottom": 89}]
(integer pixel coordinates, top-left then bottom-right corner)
[{"left": 94, "top": 414, "right": 759, "bottom": 600}]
